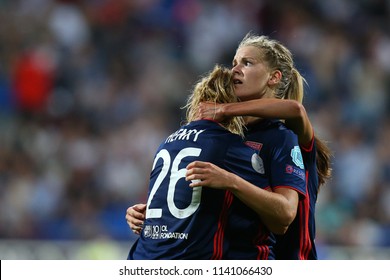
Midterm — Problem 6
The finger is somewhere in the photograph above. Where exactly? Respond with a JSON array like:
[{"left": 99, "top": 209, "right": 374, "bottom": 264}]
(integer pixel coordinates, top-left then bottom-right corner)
[
  {"left": 199, "top": 101, "right": 214, "bottom": 108},
  {"left": 187, "top": 161, "right": 207, "bottom": 169},
  {"left": 128, "top": 216, "right": 144, "bottom": 227},
  {"left": 126, "top": 212, "right": 144, "bottom": 226},
  {"left": 129, "top": 224, "right": 142, "bottom": 235},
  {"left": 127, "top": 220, "right": 142, "bottom": 231},
  {"left": 186, "top": 162, "right": 196, "bottom": 169},
  {"left": 129, "top": 207, "right": 145, "bottom": 220},
  {"left": 188, "top": 183, "right": 200, "bottom": 188},
  {"left": 131, "top": 224, "right": 143, "bottom": 231},
  {"left": 186, "top": 172, "right": 207, "bottom": 180},
  {"left": 188, "top": 179, "right": 204, "bottom": 188},
  {"left": 189, "top": 161, "right": 205, "bottom": 167},
  {"left": 186, "top": 170, "right": 208, "bottom": 180},
  {"left": 135, "top": 204, "right": 147, "bottom": 211},
  {"left": 127, "top": 216, "right": 144, "bottom": 231},
  {"left": 126, "top": 206, "right": 133, "bottom": 215},
  {"left": 186, "top": 167, "right": 205, "bottom": 178},
  {"left": 132, "top": 204, "right": 147, "bottom": 214}
]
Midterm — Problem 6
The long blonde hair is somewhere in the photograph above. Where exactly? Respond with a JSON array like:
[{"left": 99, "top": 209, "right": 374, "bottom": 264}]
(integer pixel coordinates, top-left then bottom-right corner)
[
  {"left": 239, "top": 33, "right": 332, "bottom": 186},
  {"left": 183, "top": 65, "right": 245, "bottom": 136}
]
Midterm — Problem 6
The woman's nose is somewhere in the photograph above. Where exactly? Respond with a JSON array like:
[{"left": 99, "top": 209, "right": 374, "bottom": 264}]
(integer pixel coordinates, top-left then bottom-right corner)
[{"left": 232, "top": 64, "right": 241, "bottom": 74}]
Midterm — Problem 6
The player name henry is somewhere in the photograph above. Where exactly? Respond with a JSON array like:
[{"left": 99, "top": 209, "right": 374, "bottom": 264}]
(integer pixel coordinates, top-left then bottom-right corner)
[{"left": 165, "top": 128, "right": 205, "bottom": 143}]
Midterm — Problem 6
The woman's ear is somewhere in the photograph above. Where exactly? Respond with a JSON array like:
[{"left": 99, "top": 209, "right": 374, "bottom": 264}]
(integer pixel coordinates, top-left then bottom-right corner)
[{"left": 268, "top": 70, "right": 282, "bottom": 85}]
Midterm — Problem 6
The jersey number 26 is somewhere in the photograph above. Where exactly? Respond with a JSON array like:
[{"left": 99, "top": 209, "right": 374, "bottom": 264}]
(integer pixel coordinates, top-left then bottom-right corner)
[{"left": 146, "top": 147, "right": 202, "bottom": 220}]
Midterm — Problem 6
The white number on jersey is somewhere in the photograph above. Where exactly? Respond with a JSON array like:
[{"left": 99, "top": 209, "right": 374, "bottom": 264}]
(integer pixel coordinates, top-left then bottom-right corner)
[{"left": 146, "top": 147, "right": 202, "bottom": 219}]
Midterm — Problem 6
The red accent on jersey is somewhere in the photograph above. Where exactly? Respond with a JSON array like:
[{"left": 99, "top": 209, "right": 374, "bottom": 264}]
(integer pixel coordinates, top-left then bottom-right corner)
[
  {"left": 211, "top": 190, "right": 233, "bottom": 259},
  {"left": 300, "top": 132, "right": 315, "bottom": 152},
  {"left": 253, "top": 224, "right": 270, "bottom": 260},
  {"left": 299, "top": 171, "right": 312, "bottom": 259},
  {"left": 244, "top": 141, "right": 263, "bottom": 151}
]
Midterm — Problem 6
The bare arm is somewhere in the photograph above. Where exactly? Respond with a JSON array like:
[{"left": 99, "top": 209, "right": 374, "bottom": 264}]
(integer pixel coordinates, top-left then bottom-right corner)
[
  {"left": 199, "top": 99, "right": 313, "bottom": 147},
  {"left": 186, "top": 161, "right": 298, "bottom": 234}
]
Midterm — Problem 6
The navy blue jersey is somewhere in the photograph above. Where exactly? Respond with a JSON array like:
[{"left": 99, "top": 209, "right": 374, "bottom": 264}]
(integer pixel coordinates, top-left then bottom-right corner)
[
  {"left": 128, "top": 120, "right": 271, "bottom": 260},
  {"left": 274, "top": 136, "right": 319, "bottom": 259},
  {"left": 244, "top": 120, "right": 307, "bottom": 195},
  {"left": 225, "top": 119, "right": 307, "bottom": 260}
]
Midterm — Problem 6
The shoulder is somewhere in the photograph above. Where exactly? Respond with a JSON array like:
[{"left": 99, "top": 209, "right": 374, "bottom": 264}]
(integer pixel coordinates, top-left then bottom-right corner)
[
  {"left": 267, "top": 120, "right": 299, "bottom": 145},
  {"left": 249, "top": 119, "right": 295, "bottom": 134},
  {"left": 245, "top": 120, "right": 300, "bottom": 150}
]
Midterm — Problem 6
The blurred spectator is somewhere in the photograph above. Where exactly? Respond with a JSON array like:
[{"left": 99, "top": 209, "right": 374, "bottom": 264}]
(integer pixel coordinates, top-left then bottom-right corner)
[{"left": 12, "top": 47, "right": 56, "bottom": 113}]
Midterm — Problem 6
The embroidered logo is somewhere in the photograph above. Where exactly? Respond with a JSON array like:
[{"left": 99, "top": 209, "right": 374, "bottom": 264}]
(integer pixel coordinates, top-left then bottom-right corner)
[
  {"left": 143, "top": 225, "right": 152, "bottom": 238},
  {"left": 143, "top": 224, "right": 188, "bottom": 240},
  {"left": 244, "top": 141, "right": 263, "bottom": 151},
  {"left": 291, "top": 146, "right": 304, "bottom": 169},
  {"left": 285, "top": 164, "right": 305, "bottom": 180}
]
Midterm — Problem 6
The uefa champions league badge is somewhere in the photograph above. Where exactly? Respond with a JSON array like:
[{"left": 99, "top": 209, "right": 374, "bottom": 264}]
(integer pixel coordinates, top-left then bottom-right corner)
[{"left": 291, "top": 146, "right": 304, "bottom": 169}]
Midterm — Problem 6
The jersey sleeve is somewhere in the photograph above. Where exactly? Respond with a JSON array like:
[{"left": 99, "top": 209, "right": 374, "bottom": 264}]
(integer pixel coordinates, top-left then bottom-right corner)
[
  {"left": 268, "top": 130, "right": 307, "bottom": 197},
  {"left": 301, "top": 133, "right": 316, "bottom": 167}
]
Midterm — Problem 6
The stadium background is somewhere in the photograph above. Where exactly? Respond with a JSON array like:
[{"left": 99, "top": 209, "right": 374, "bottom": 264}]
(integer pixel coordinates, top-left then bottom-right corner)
[{"left": 0, "top": 0, "right": 389, "bottom": 259}]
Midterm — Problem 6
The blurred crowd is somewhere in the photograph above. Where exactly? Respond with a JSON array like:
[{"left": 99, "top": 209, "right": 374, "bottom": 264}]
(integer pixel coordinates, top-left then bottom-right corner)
[{"left": 0, "top": 0, "right": 389, "bottom": 256}]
